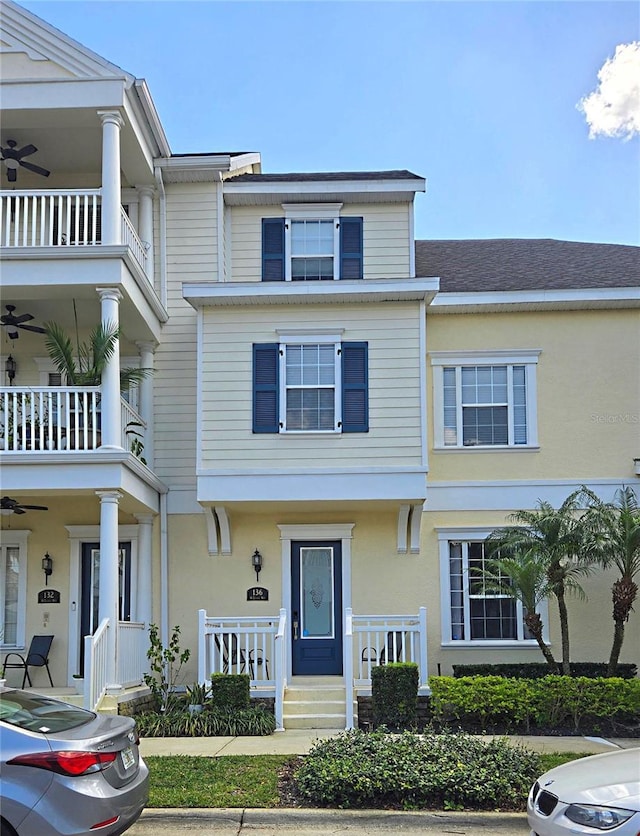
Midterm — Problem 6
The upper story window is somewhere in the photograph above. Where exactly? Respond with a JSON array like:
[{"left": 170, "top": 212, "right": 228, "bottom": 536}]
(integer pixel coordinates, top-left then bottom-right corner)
[
  {"left": 431, "top": 351, "right": 540, "bottom": 449},
  {"left": 262, "top": 205, "right": 363, "bottom": 282},
  {"left": 253, "top": 337, "right": 368, "bottom": 434}
]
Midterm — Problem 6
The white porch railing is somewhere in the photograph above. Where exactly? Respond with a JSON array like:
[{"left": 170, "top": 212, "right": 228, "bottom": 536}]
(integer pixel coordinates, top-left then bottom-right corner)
[
  {"left": 345, "top": 608, "right": 428, "bottom": 729},
  {"left": 84, "top": 617, "right": 110, "bottom": 710},
  {"left": 0, "top": 387, "right": 147, "bottom": 457},
  {"left": 0, "top": 189, "right": 149, "bottom": 277},
  {"left": 198, "top": 611, "right": 277, "bottom": 688},
  {"left": 198, "top": 607, "right": 428, "bottom": 731},
  {"left": 117, "top": 621, "right": 147, "bottom": 688}
]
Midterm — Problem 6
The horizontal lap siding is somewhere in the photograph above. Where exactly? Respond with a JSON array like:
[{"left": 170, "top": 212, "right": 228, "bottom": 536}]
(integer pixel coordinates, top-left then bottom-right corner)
[
  {"left": 228, "top": 203, "right": 412, "bottom": 281},
  {"left": 154, "top": 184, "right": 217, "bottom": 487},
  {"left": 199, "top": 303, "right": 423, "bottom": 470}
]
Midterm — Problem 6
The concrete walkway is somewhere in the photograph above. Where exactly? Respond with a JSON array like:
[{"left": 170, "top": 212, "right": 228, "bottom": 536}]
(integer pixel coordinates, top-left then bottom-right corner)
[{"left": 139, "top": 728, "right": 639, "bottom": 758}]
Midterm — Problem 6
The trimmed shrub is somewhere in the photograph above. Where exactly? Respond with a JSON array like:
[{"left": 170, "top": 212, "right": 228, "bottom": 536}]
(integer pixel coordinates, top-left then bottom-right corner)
[
  {"left": 452, "top": 662, "right": 637, "bottom": 679},
  {"left": 209, "top": 673, "right": 250, "bottom": 709},
  {"left": 429, "top": 675, "right": 640, "bottom": 734},
  {"left": 294, "top": 729, "right": 540, "bottom": 810},
  {"left": 372, "top": 663, "right": 419, "bottom": 730}
]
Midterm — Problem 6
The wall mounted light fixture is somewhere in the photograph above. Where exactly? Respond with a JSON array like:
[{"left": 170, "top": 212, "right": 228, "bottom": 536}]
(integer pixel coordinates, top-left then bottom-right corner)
[
  {"left": 42, "top": 552, "right": 53, "bottom": 585},
  {"left": 251, "top": 548, "right": 263, "bottom": 582},
  {"left": 5, "top": 354, "right": 16, "bottom": 385}
]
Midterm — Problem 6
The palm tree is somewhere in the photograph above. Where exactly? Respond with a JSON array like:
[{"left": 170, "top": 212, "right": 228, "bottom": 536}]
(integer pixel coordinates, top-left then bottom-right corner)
[
  {"left": 44, "top": 320, "right": 151, "bottom": 390},
  {"left": 582, "top": 487, "right": 640, "bottom": 676},
  {"left": 486, "top": 489, "right": 598, "bottom": 675},
  {"left": 483, "top": 541, "right": 557, "bottom": 670}
]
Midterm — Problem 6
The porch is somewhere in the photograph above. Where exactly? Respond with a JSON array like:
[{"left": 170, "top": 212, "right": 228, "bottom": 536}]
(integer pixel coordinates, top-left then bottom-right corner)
[
  {"left": 0, "top": 386, "right": 147, "bottom": 456},
  {"left": 198, "top": 608, "right": 429, "bottom": 731},
  {"left": 0, "top": 190, "right": 151, "bottom": 282}
]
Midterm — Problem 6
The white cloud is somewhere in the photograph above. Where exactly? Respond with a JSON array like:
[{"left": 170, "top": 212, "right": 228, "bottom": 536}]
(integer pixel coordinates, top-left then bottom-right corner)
[{"left": 578, "top": 41, "right": 640, "bottom": 140}]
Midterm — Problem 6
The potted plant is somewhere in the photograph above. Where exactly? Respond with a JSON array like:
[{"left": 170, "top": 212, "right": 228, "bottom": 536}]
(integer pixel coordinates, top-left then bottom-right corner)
[{"left": 185, "top": 681, "right": 208, "bottom": 714}]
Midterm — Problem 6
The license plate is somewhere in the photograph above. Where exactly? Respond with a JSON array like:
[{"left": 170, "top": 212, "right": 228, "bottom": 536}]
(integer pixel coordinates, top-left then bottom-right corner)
[{"left": 121, "top": 746, "right": 135, "bottom": 770}]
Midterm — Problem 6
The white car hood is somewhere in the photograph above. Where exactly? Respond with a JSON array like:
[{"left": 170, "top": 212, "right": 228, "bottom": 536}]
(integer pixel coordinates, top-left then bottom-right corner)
[{"left": 539, "top": 749, "right": 640, "bottom": 808}]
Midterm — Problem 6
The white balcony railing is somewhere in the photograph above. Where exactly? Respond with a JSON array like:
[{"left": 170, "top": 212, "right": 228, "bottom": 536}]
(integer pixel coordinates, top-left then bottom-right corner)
[
  {"left": 0, "top": 189, "right": 149, "bottom": 277},
  {"left": 0, "top": 387, "right": 147, "bottom": 457},
  {"left": 117, "top": 621, "right": 147, "bottom": 688},
  {"left": 84, "top": 617, "right": 110, "bottom": 711},
  {"left": 198, "top": 612, "right": 277, "bottom": 688}
]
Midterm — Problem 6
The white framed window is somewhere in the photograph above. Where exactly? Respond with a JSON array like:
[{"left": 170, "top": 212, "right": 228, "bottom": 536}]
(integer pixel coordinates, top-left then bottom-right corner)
[
  {"left": 0, "top": 531, "right": 29, "bottom": 649},
  {"left": 431, "top": 351, "right": 540, "bottom": 448},
  {"left": 284, "top": 204, "right": 341, "bottom": 282},
  {"left": 438, "top": 528, "right": 546, "bottom": 646},
  {"left": 279, "top": 335, "right": 342, "bottom": 433}
]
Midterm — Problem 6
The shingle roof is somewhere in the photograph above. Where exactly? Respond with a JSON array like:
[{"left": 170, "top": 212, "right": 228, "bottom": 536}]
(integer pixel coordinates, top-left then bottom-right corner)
[
  {"left": 227, "top": 170, "right": 423, "bottom": 183},
  {"left": 415, "top": 239, "right": 639, "bottom": 292}
]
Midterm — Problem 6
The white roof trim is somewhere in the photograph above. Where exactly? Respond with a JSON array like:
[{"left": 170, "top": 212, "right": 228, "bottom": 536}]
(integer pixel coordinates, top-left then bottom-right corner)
[
  {"left": 223, "top": 178, "right": 426, "bottom": 196},
  {"left": 429, "top": 286, "right": 640, "bottom": 312},
  {"left": 183, "top": 278, "right": 440, "bottom": 308}
]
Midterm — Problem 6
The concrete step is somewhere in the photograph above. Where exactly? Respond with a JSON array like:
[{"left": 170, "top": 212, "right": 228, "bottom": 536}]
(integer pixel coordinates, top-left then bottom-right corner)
[
  {"left": 283, "top": 713, "right": 347, "bottom": 729},
  {"left": 284, "top": 699, "right": 346, "bottom": 716}
]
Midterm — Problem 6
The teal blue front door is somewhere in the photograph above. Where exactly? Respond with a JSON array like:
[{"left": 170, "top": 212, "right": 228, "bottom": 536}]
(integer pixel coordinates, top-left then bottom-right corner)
[{"left": 291, "top": 541, "right": 343, "bottom": 676}]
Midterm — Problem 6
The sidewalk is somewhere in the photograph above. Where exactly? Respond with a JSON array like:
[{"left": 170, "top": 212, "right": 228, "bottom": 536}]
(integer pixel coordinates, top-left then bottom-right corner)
[{"left": 139, "top": 728, "right": 639, "bottom": 758}]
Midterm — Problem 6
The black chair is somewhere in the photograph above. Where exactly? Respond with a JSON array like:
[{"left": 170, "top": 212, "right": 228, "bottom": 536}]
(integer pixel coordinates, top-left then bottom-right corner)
[
  {"left": 2, "top": 635, "right": 54, "bottom": 688},
  {"left": 214, "top": 633, "right": 269, "bottom": 679},
  {"left": 379, "top": 631, "right": 405, "bottom": 664}
]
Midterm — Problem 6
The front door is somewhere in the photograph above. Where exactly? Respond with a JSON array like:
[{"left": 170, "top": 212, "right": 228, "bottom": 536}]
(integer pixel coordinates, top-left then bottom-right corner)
[
  {"left": 291, "top": 541, "right": 342, "bottom": 676},
  {"left": 79, "top": 542, "right": 131, "bottom": 675}
]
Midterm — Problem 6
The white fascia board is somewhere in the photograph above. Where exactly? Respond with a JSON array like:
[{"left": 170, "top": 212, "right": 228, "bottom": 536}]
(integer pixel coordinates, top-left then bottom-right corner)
[
  {"left": 223, "top": 178, "right": 426, "bottom": 198},
  {"left": 132, "top": 80, "right": 171, "bottom": 158},
  {"left": 183, "top": 278, "right": 440, "bottom": 308},
  {"left": 229, "top": 153, "right": 262, "bottom": 171},
  {"left": 197, "top": 470, "right": 427, "bottom": 503},
  {"left": 0, "top": 77, "right": 127, "bottom": 110},
  {"left": 426, "top": 479, "right": 634, "bottom": 511},
  {"left": 430, "top": 287, "right": 640, "bottom": 310}
]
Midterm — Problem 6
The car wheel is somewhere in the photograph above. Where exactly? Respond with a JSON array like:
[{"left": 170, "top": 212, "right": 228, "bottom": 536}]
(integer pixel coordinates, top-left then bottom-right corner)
[{"left": 1, "top": 819, "right": 18, "bottom": 836}]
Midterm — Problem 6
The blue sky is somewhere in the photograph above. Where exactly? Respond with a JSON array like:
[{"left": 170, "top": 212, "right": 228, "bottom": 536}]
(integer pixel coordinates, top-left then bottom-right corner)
[{"left": 17, "top": 1, "right": 640, "bottom": 246}]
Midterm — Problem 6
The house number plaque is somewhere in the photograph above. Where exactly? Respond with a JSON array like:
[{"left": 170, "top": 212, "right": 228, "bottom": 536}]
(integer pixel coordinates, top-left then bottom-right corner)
[
  {"left": 246, "top": 587, "right": 269, "bottom": 602},
  {"left": 38, "top": 589, "right": 61, "bottom": 604}
]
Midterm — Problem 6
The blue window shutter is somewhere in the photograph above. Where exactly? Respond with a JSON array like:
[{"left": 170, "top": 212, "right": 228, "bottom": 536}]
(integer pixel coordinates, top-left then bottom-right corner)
[
  {"left": 253, "top": 344, "right": 279, "bottom": 432},
  {"left": 340, "top": 217, "right": 363, "bottom": 280},
  {"left": 341, "top": 342, "right": 368, "bottom": 432},
  {"left": 262, "top": 218, "right": 285, "bottom": 281}
]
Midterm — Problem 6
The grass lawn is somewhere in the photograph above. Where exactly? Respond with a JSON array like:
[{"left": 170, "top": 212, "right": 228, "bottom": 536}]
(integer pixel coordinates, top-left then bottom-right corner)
[{"left": 145, "top": 751, "right": 589, "bottom": 808}]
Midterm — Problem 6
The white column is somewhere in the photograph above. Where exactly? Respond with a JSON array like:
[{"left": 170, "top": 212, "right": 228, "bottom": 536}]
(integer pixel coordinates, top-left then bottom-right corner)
[
  {"left": 97, "top": 287, "right": 122, "bottom": 449},
  {"left": 137, "top": 186, "right": 155, "bottom": 280},
  {"left": 97, "top": 490, "right": 122, "bottom": 690},
  {"left": 135, "top": 341, "right": 155, "bottom": 465},
  {"left": 98, "top": 110, "right": 124, "bottom": 245},
  {"left": 135, "top": 514, "right": 154, "bottom": 630}
]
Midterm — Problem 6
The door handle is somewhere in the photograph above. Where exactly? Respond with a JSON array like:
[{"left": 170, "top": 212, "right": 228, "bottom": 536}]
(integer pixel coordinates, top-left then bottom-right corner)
[{"left": 293, "top": 610, "right": 299, "bottom": 641}]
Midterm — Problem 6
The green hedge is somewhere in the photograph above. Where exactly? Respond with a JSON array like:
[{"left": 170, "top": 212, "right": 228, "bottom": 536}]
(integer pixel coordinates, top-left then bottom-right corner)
[
  {"left": 294, "top": 729, "right": 540, "bottom": 810},
  {"left": 372, "top": 663, "right": 418, "bottom": 730},
  {"left": 429, "top": 675, "right": 640, "bottom": 733},
  {"left": 452, "top": 662, "right": 638, "bottom": 679}
]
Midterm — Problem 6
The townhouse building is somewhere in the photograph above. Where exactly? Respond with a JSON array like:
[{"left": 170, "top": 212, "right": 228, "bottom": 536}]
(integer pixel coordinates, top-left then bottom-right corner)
[{"left": 1, "top": 0, "right": 638, "bottom": 727}]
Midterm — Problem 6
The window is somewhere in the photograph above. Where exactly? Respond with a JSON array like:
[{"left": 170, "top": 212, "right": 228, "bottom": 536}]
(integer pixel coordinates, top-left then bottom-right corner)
[
  {"left": 439, "top": 529, "right": 542, "bottom": 645},
  {"left": 431, "top": 351, "right": 539, "bottom": 448},
  {"left": 262, "top": 213, "right": 363, "bottom": 282},
  {"left": 253, "top": 339, "right": 368, "bottom": 434},
  {"left": 0, "top": 532, "right": 28, "bottom": 648}
]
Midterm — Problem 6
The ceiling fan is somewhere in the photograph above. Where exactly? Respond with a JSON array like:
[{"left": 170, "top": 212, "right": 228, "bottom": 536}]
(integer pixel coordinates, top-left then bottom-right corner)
[
  {"left": 1, "top": 305, "right": 46, "bottom": 340},
  {"left": 1, "top": 139, "right": 50, "bottom": 183},
  {"left": 0, "top": 496, "right": 49, "bottom": 515}
]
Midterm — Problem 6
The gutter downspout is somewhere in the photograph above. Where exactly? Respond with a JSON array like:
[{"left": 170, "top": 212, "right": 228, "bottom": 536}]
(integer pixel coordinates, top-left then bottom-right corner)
[
  {"left": 160, "top": 491, "right": 169, "bottom": 649},
  {"left": 217, "top": 171, "right": 225, "bottom": 282},
  {"left": 155, "top": 165, "right": 168, "bottom": 309}
]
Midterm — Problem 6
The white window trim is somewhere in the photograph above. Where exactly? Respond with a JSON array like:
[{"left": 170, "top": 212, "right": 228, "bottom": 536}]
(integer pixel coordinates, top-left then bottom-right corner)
[
  {"left": 0, "top": 529, "right": 30, "bottom": 650},
  {"left": 431, "top": 350, "right": 540, "bottom": 449},
  {"left": 282, "top": 203, "right": 343, "bottom": 283},
  {"left": 437, "top": 527, "right": 548, "bottom": 648},
  {"left": 278, "top": 335, "right": 342, "bottom": 434}
]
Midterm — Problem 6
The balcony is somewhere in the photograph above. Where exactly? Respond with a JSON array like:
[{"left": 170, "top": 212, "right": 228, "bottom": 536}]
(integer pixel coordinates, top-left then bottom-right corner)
[
  {"left": 0, "top": 386, "right": 147, "bottom": 456},
  {"left": 0, "top": 190, "right": 150, "bottom": 281}
]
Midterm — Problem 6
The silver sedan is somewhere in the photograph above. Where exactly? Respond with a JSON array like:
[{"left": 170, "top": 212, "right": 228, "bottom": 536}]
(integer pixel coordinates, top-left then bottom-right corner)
[{"left": 0, "top": 685, "right": 148, "bottom": 836}]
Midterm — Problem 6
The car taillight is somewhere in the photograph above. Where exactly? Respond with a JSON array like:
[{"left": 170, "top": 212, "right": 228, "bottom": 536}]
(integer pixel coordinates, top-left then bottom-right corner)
[{"left": 8, "top": 750, "right": 118, "bottom": 776}]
